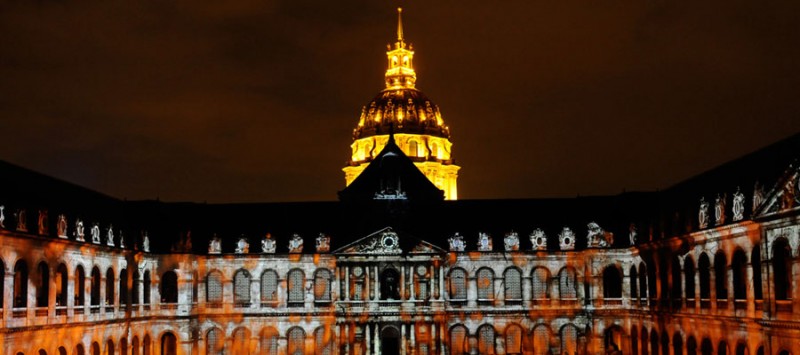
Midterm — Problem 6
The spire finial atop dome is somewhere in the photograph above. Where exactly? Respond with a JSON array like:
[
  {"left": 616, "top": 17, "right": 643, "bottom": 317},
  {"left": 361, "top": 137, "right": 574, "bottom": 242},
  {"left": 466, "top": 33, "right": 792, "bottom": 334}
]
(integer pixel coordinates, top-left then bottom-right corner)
[{"left": 397, "top": 7, "right": 404, "bottom": 44}]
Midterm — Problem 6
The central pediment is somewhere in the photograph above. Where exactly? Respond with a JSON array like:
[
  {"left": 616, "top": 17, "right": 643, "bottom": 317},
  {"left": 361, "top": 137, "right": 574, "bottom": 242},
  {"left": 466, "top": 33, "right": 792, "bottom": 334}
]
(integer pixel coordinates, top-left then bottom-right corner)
[{"left": 334, "top": 227, "right": 445, "bottom": 255}]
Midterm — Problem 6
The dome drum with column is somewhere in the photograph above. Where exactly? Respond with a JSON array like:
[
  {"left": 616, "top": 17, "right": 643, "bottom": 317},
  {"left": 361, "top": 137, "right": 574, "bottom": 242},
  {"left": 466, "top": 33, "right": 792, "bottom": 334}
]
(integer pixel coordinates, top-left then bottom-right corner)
[{"left": 344, "top": 8, "right": 460, "bottom": 200}]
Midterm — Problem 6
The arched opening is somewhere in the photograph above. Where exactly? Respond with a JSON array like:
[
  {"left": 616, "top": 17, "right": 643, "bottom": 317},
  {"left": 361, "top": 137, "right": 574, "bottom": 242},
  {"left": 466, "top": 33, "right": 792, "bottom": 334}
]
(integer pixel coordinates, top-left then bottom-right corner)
[
  {"left": 602, "top": 265, "right": 622, "bottom": 299},
  {"left": 718, "top": 341, "right": 729, "bottom": 355},
  {"left": 505, "top": 324, "right": 523, "bottom": 355},
  {"left": 56, "top": 264, "right": 68, "bottom": 308},
  {"left": 735, "top": 343, "right": 748, "bottom": 355},
  {"left": 143, "top": 335, "right": 151, "bottom": 355},
  {"left": 105, "top": 268, "right": 115, "bottom": 309},
  {"left": 75, "top": 266, "right": 85, "bottom": 311},
  {"left": 772, "top": 238, "right": 792, "bottom": 300},
  {"left": 603, "top": 325, "right": 623, "bottom": 353},
  {"left": 714, "top": 252, "right": 728, "bottom": 302},
  {"left": 315, "top": 325, "right": 334, "bottom": 355},
  {"left": 106, "top": 339, "right": 115, "bottom": 355},
  {"left": 206, "top": 270, "right": 223, "bottom": 304},
  {"left": 631, "top": 326, "right": 639, "bottom": 355},
  {"left": 233, "top": 269, "right": 250, "bottom": 306},
  {"left": 132, "top": 336, "right": 139, "bottom": 355},
  {"left": 647, "top": 259, "right": 657, "bottom": 306},
  {"left": 90, "top": 266, "right": 101, "bottom": 309},
  {"left": 13, "top": 259, "right": 28, "bottom": 308},
  {"left": 36, "top": 261, "right": 49, "bottom": 308},
  {"left": 639, "top": 263, "right": 648, "bottom": 304},
  {"left": 287, "top": 269, "right": 305, "bottom": 306},
  {"left": 650, "top": 329, "right": 659, "bottom": 355},
  {"left": 673, "top": 333, "right": 683, "bottom": 355},
  {"left": 558, "top": 267, "right": 577, "bottom": 299},
  {"left": 752, "top": 246, "right": 763, "bottom": 300},
  {"left": 408, "top": 140, "right": 418, "bottom": 157},
  {"left": 120, "top": 338, "right": 128, "bottom": 355},
  {"left": 776, "top": 351, "right": 790, "bottom": 355},
  {"left": 91, "top": 342, "right": 100, "bottom": 355},
  {"left": 287, "top": 327, "right": 305, "bottom": 355},
  {"left": 687, "top": 336, "right": 697, "bottom": 355},
  {"left": 119, "top": 268, "right": 128, "bottom": 309},
  {"left": 504, "top": 267, "right": 522, "bottom": 301},
  {"left": 532, "top": 325, "right": 550, "bottom": 355},
  {"left": 448, "top": 268, "right": 467, "bottom": 300},
  {"left": 132, "top": 270, "right": 140, "bottom": 306},
  {"left": 261, "top": 270, "right": 278, "bottom": 304},
  {"left": 160, "top": 332, "right": 177, "bottom": 355},
  {"left": 231, "top": 327, "right": 251, "bottom": 354},
  {"left": 732, "top": 249, "right": 747, "bottom": 300},
  {"left": 701, "top": 338, "right": 713, "bottom": 355},
  {"left": 755, "top": 346, "right": 764, "bottom": 355},
  {"left": 380, "top": 326, "right": 400, "bottom": 355},
  {"left": 531, "top": 267, "right": 549, "bottom": 300},
  {"left": 699, "top": 253, "right": 711, "bottom": 306},
  {"left": 671, "top": 256, "right": 683, "bottom": 308},
  {"left": 640, "top": 327, "right": 648, "bottom": 355},
  {"left": 685, "top": 256, "right": 696, "bottom": 306},
  {"left": 314, "top": 269, "right": 332, "bottom": 302},
  {"left": 661, "top": 331, "right": 670, "bottom": 355},
  {"left": 75, "top": 344, "right": 86, "bottom": 355},
  {"left": 160, "top": 271, "right": 178, "bottom": 304},
  {"left": 449, "top": 325, "right": 468, "bottom": 355},
  {"left": 260, "top": 327, "right": 279, "bottom": 355},
  {"left": 477, "top": 324, "right": 496, "bottom": 355},
  {"left": 380, "top": 268, "right": 400, "bottom": 300},
  {"left": 143, "top": 271, "right": 151, "bottom": 306},
  {"left": 58, "top": 347, "right": 67, "bottom": 355},
  {"left": 38, "top": 350, "right": 47, "bottom": 355}
]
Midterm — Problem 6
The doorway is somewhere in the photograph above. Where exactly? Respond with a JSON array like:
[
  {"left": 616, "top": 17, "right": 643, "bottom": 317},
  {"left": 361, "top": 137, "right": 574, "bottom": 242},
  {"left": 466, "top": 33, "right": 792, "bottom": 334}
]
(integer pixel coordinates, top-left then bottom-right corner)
[{"left": 381, "top": 326, "right": 400, "bottom": 355}]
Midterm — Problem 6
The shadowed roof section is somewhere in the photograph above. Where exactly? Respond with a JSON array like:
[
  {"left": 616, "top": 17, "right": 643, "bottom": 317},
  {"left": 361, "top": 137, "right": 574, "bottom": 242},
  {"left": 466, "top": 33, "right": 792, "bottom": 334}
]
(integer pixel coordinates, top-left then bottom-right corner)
[{"left": 338, "top": 134, "right": 444, "bottom": 203}]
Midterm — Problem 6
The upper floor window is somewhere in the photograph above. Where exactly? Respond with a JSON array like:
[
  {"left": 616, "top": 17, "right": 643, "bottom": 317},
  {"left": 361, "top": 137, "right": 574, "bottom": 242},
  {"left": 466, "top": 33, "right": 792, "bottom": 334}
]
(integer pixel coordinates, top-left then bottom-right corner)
[
  {"left": 448, "top": 268, "right": 467, "bottom": 300},
  {"left": 261, "top": 270, "right": 278, "bottom": 304},
  {"left": 234, "top": 269, "right": 251, "bottom": 306},
  {"left": 206, "top": 271, "right": 223, "bottom": 304},
  {"left": 287, "top": 269, "right": 305, "bottom": 306},
  {"left": 504, "top": 267, "right": 522, "bottom": 301},
  {"left": 477, "top": 268, "right": 494, "bottom": 301},
  {"left": 558, "top": 267, "right": 577, "bottom": 299},
  {"left": 314, "top": 269, "right": 332, "bottom": 302}
]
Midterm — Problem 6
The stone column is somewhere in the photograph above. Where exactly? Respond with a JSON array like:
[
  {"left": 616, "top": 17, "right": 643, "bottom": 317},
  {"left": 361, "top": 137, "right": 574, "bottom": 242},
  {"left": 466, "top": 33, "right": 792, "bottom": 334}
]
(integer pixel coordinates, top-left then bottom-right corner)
[
  {"left": 4, "top": 271, "right": 13, "bottom": 322},
  {"left": 693, "top": 265, "right": 701, "bottom": 313},
  {"left": 745, "top": 261, "right": 755, "bottom": 317},
  {"left": 99, "top": 272, "right": 107, "bottom": 315},
  {"left": 709, "top": 263, "right": 717, "bottom": 313},
  {"left": 430, "top": 265, "right": 437, "bottom": 300},
  {"left": 374, "top": 323, "right": 381, "bottom": 354},
  {"left": 365, "top": 266, "right": 371, "bottom": 302},
  {"left": 467, "top": 275, "right": 477, "bottom": 307},
  {"left": 66, "top": 270, "right": 74, "bottom": 317},
  {"left": 374, "top": 266, "right": 380, "bottom": 301},
  {"left": 401, "top": 323, "right": 407, "bottom": 355},
  {"left": 410, "top": 323, "right": 416, "bottom": 354},
  {"left": 48, "top": 265, "right": 56, "bottom": 318},
  {"left": 409, "top": 269, "right": 416, "bottom": 301},
  {"left": 400, "top": 265, "right": 406, "bottom": 301},
  {"left": 365, "top": 323, "right": 371, "bottom": 355},
  {"left": 522, "top": 274, "right": 532, "bottom": 308},
  {"left": 345, "top": 266, "right": 350, "bottom": 301}
]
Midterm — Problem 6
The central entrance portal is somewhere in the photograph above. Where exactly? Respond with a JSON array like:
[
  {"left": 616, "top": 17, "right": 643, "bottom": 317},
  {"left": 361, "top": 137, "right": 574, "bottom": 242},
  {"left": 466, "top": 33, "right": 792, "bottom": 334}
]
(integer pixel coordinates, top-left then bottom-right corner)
[{"left": 380, "top": 326, "right": 400, "bottom": 355}]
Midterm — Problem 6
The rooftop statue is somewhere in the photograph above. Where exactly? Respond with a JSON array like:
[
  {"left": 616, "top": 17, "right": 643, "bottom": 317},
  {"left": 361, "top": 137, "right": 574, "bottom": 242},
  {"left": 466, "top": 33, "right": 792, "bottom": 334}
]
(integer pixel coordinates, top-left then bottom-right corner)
[
  {"left": 208, "top": 234, "right": 221, "bottom": 254},
  {"left": 142, "top": 232, "right": 150, "bottom": 252},
  {"left": 586, "top": 222, "right": 613, "bottom": 248},
  {"left": 38, "top": 210, "right": 48, "bottom": 235},
  {"left": 530, "top": 228, "right": 547, "bottom": 251},
  {"left": 316, "top": 233, "right": 331, "bottom": 253},
  {"left": 74, "top": 219, "right": 84, "bottom": 241},
  {"left": 559, "top": 227, "right": 576, "bottom": 251},
  {"left": 0, "top": 205, "right": 6, "bottom": 229},
  {"left": 16, "top": 209, "right": 27, "bottom": 232},
  {"left": 91, "top": 223, "right": 101, "bottom": 244},
  {"left": 235, "top": 236, "right": 249, "bottom": 254},
  {"left": 106, "top": 225, "right": 115, "bottom": 246},
  {"left": 698, "top": 197, "right": 709, "bottom": 229},
  {"left": 714, "top": 193, "right": 727, "bottom": 225},
  {"left": 732, "top": 187, "right": 745, "bottom": 221},
  {"left": 261, "top": 233, "right": 276, "bottom": 254},
  {"left": 448, "top": 233, "right": 465, "bottom": 252},
  {"left": 57, "top": 214, "right": 68, "bottom": 239},
  {"left": 477, "top": 232, "right": 492, "bottom": 251},
  {"left": 504, "top": 231, "right": 520, "bottom": 251},
  {"left": 288, "top": 234, "right": 304, "bottom": 253}
]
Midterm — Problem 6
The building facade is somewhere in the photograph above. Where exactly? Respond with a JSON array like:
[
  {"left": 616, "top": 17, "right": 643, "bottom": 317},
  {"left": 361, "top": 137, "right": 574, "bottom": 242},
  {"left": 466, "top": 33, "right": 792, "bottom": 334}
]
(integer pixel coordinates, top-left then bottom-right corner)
[{"left": 0, "top": 8, "right": 799, "bottom": 355}]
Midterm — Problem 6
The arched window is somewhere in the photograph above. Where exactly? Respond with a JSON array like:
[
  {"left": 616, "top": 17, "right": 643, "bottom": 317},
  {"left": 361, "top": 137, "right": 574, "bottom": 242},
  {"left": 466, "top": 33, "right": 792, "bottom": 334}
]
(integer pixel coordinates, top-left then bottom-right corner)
[
  {"left": 191, "top": 271, "right": 198, "bottom": 304},
  {"left": 261, "top": 270, "right": 279, "bottom": 304},
  {"left": 39, "top": 350, "right": 47, "bottom": 355},
  {"left": 685, "top": 256, "right": 696, "bottom": 304},
  {"left": 315, "top": 325, "right": 334, "bottom": 355},
  {"left": 673, "top": 333, "right": 683, "bottom": 355},
  {"left": 287, "top": 269, "right": 305, "bottom": 306},
  {"left": 503, "top": 267, "right": 522, "bottom": 301},
  {"left": 58, "top": 346, "right": 67, "bottom": 355},
  {"left": 36, "top": 262, "right": 49, "bottom": 308},
  {"left": 90, "top": 266, "right": 101, "bottom": 308},
  {"left": 558, "top": 267, "right": 577, "bottom": 299},
  {"left": 314, "top": 269, "right": 332, "bottom": 302},
  {"left": 260, "top": 327, "right": 279, "bottom": 355},
  {"left": 448, "top": 268, "right": 467, "bottom": 300},
  {"left": 120, "top": 338, "right": 127, "bottom": 355},
  {"left": 772, "top": 238, "right": 792, "bottom": 300},
  {"left": 132, "top": 336, "right": 139, "bottom": 355},
  {"left": 449, "top": 325, "right": 468, "bottom": 355},
  {"left": 161, "top": 271, "right": 178, "bottom": 304},
  {"left": 287, "top": 327, "right": 305, "bottom": 355},
  {"left": 734, "top": 343, "right": 748, "bottom": 355},
  {"left": 160, "top": 332, "right": 176, "bottom": 355},
  {"left": 76, "top": 344, "right": 86, "bottom": 355},
  {"left": 105, "top": 268, "right": 115, "bottom": 309},
  {"left": 605, "top": 326, "right": 623, "bottom": 353},
  {"left": 714, "top": 252, "right": 728, "bottom": 302},
  {"left": 119, "top": 268, "right": 128, "bottom": 309},
  {"left": 661, "top": 331, "right": 670, "bottom": 355},
  {"left": 641, "top": 328, "right": 649, "bottom": 355},
  {"left": 701, "top": 338, "right": 713, "bottom": 355},
  {"left": 561, "top": 324, "right": 578, "bottom": 355},
  {"left": 532, "top": 267, "right": 550, "bottom": 300},
  {"left": 687, "top": 336, "right": 697, "bottom": 355},
  {"left": 142, "top": 335, "right": 151, "bottom": 355},
  {"left": 631, "top": 326, "right": 639, "bottom": 355},
  {"left": 639, "top": 262, "right": 648, "bottom": 303},
  {"left": 505, "top": 324, "right": 523, "bottom": 355},
  {"left": 647, "top": 259, "right": 657, "bottom": 305},
  {"left": 699, "top": 253, "right": 711, "bottom": 303},
  {"left": 650, "top": 329, "right": 659, "bottom": 355},
  {"left": 630, "top": 266, "right": 639, "bottom": 301},
  {"left": 106, "top": 339, "right": 115, "bottom": 355},
  {"left": 206, "top": 271, "right": 223, "bottom": 304},
  {"left": 718, "top": 341, "right": 729, "bottom": 355},
  {"left": 142, "top": 271, "right": 151, "bottom": 306},
  {"left": 91, "top": 342, "right": 100, "bottom": 355},
  {"left": 602, "top": 265, "right": 622, "bottom": 299},
  {"left": 671, "top": 256, "right": 683, "bottom": 307},
  {"left": 477, "top": 325, "right": 495, "bottom": 355},
  {"left": 206, "top": 329, "right": 223, "bottom": 355},
  {"left": 231, "top": 327, "right": 251, "bottom": 354},
  {"left": 532, "top": 325, "right": 550, "bottom": 355},
  {"left": 755, "top": 346, "right": 764, "bottom": 355},
  {"left": 13, "top": 260, "right": 28, "bottom": 309},
  {"left": 132, "top": 270, "right": 140, "bottom": 306},
  {"left": 75, "top": 266, "right": 85, "bottom": 310},
  {"left": 752, "top": 246, "right": 762, "bottom": 300},
  {"left": 476, "top": 268, "right": 494, "bottom": 300},
  {"left": 732, "top": 249, "right": 747, "bottom": 300},
  {"left": 233, "top": 269, "right": 251, "bottom": 306}
]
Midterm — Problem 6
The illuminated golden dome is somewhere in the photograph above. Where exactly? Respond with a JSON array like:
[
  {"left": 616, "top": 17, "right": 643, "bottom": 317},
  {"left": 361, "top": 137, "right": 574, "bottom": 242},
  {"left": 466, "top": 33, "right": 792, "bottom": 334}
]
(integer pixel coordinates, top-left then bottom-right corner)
[{"left": 344, "top": 8, "right": 460, "bottom": 200}]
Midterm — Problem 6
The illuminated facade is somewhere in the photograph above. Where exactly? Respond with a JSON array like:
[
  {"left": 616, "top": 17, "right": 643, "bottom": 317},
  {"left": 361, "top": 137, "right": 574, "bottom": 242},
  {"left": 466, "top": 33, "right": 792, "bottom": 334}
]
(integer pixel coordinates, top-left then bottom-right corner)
[
  {"left": 343, "top": 8, "right": 460, "bottom": 200},
  {"left": 1, "top": 8, "right": 799, "bottom": 355}
]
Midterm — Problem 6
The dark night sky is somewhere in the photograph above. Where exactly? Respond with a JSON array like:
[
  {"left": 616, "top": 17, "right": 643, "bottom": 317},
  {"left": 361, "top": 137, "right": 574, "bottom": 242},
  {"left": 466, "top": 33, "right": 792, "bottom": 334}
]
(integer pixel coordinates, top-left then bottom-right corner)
[{"left": 1, "top": 1, "right": 798, "bottom": 203}]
